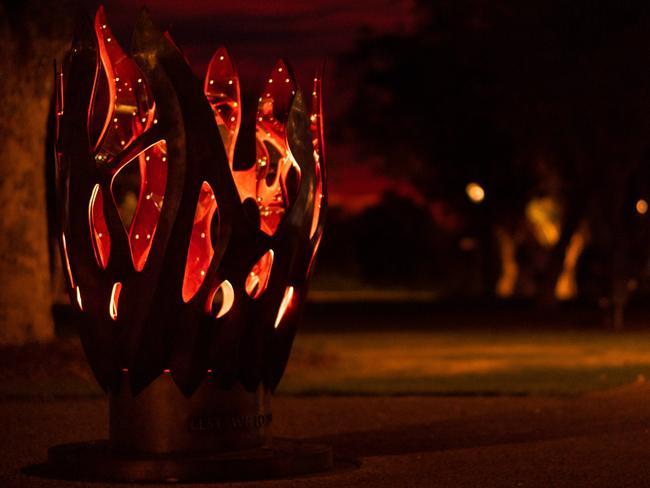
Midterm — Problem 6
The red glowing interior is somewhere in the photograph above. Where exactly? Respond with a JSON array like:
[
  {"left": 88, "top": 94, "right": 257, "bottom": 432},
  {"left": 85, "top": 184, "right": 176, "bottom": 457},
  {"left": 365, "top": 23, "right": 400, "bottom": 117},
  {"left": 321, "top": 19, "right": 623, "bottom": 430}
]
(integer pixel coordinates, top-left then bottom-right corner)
[
  {"left": 245, "top": 249, "right": 274, "bottom": 299},
  {"left": 206, "top": 280, "right": 235, "bottom": 318},
  {"left": 254, "top": 60, "right": 301, "bottom": 235},
  {"left": 76, "top": 286, "right": 83, "bottom": 311},
  {"left": 113, "top": 141, "right": 168, "bottom": 271},
  {"left": 109, "top": 282, "right": 122, "bottom": 320},
  {"left": 310, "top": 74, "right": 325, "bottom": 239},
  {"left": 89, "top": 184, "right": 111, "bottom": 269},
  {"left": 75, "top": 12, "right": 324, "bottom": 321},
  {"left": 204, "top": 57, "right": 302, "bottom": 236},
  {"left": 88, "top": 8, "right": 167, "bottom": 273},
  {"left": 274, "top": 286, "right": 295, "bottom": 328},
  {"left": 182, "top": 182, "right": 219, "bottom": 302},
  {"left": 204, "top": 47, "right": 240, "bottom": 166},
  {"left": 92, "top": 7, "right": 157, "bottom": 162}
]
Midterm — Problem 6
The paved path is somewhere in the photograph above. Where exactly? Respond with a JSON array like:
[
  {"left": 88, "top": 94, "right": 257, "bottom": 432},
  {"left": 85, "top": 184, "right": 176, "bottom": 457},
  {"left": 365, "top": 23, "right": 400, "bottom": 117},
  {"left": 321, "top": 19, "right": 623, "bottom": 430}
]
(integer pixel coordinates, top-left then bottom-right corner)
[{"left": 2, "top": 383, "right": 650, "bottom": 487}]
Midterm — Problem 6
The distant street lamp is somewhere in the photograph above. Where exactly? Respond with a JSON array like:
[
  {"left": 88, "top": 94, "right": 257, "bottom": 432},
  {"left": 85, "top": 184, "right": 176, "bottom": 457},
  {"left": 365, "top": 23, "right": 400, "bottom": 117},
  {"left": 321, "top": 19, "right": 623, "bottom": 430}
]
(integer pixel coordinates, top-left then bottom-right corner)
[
  {"left": 49, "top": 7, "right": 329, "bottom": 482},
  {"left": 466, "top": 182, "right": 485, "bottom": 203}
]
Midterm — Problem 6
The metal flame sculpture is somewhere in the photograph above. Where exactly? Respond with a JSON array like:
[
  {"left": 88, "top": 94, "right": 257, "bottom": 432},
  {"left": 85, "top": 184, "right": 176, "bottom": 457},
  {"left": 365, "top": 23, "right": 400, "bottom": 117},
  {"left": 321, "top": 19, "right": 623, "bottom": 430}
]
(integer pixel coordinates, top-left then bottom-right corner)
[{"left": 51, "top": 6, "right": 327, "bottom": 479}]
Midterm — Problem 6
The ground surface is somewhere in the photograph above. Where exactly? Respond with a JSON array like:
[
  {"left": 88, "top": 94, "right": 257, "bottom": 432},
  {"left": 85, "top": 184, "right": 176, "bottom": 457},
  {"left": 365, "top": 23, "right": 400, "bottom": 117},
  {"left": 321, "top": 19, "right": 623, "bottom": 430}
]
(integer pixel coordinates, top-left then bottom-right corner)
[
  {"left": 3, "top": 324, "right": 650, "bottom": 486},
  {"left": 3, "top": 384, "right": 650, "bottom": 487}
]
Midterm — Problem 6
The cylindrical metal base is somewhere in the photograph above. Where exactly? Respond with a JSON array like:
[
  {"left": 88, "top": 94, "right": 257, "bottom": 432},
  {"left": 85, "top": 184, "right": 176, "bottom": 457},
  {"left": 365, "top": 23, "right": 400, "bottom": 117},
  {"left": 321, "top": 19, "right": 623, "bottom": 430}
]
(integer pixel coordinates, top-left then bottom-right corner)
[
  {"left": 110, "top": 373, "right": 271, "bottom": 454},
  {"left": 47, "top": 438, "right": 334, "bottom": 482},
  {"left": 42, "top": 374, "right": 335, "bottom": 482}
]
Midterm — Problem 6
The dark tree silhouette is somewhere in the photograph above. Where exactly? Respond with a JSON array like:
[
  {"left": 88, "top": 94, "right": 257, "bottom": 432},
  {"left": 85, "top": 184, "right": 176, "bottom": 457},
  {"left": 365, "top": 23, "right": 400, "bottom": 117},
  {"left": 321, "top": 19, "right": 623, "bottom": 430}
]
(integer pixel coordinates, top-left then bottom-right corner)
[
  {"left": 0, "top": 0, "right": 74, "bottom": 344},
  {"left": 340, "top": 0, "right": 650, "bottom": 322}
]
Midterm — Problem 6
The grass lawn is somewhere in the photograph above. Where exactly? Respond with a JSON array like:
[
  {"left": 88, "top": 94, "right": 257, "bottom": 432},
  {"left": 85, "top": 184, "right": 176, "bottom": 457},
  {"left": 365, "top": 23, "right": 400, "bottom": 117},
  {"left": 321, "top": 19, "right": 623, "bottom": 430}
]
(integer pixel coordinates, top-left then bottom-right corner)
[
  {"left": 4, "top": 329, "right": 650, "bottom": 397},
  {"left": 279, "top": 330, "right": 650, "bottom": 396}
]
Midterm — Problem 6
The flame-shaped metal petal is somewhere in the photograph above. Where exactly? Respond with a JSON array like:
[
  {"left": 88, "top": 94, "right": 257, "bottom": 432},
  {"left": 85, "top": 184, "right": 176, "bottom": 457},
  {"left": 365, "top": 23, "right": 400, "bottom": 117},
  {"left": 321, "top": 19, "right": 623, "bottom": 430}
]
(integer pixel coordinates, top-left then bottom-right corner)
[
  {"left": 204, "top": 47, "right": 240, "bottom": 166},
  {"left": 255, "top": 59, "right": 300, "bottom": 236},
  {"left": 93, "top": 6, "right": 156, "bottom": 162}
]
